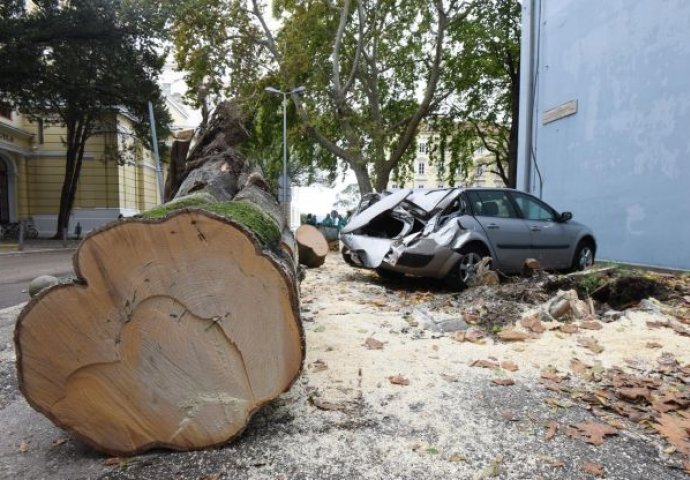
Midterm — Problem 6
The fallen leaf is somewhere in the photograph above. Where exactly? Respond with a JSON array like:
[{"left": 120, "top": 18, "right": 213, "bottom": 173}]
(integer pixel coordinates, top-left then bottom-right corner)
[
  {"left": 616, "top": 387, "right": 652, "bottom": 404},
  {"left": 491, "top": 378, "right": 515, "bottom": 386},
  {"left": 582, "top": 462, "right": 605, "bottom": 477},
  {"left": 501, "top": 361, "right": 519, "bottom": 372},
  {"left": 364, "top": 337, "right": 384, "bottom": 350},
  {"left": 200, "top": 474, "right": 221, "bottom": 480},
  {"left": 545, "top": 420, "right": 557, "bottom": 440},
  {"left": 652, "top": 413, "right": 690, "bottom": 456},
  {"left": 311, "top": 397, "right": 348, "bottom": 411},
  {"left": 569, "top": 422, "right": 618, "bottom": 446},
  {"left": 105, "top": 457, "right": 122, "bottom": 466},
  {"left": 448, "top": 452, "right": 467, "bottom": 463},
  {"left": 309, "top": 359, "right": 328, "bottom": 372},
  {"left": 541, "top": 370, "right": 566, "bottom": 383},
  {"left": 560, "top": 323, "right": 579, "bottom": 334},
  {"left": 570, "top": 358, "right": 592, "bottom": 375},
  {"left": 520, "top": 314, "right": 545, "bottom": 333},
  {"left": 18, "top": 441, "right": 29, "bottom": 453},
  {"left": 579, "top": 320, "right": 603, "bottom": 330},
  {"left": 577, "top": 336, "right": 604, "bottom": 354},
  {"left": 51, "top": 438, "right": 68, "bottom": 447},
  {"left": 471, "top": 359, "right": 499, "bottom": 369},
  {"left": 389, "top": 374, "right": 410, "bottom": 386},
  {"left": 500, "top": 409, "right": 519, "bottom": 421},
  {"left": 497, "top": 328, "right": 529, "bottom": 342}
]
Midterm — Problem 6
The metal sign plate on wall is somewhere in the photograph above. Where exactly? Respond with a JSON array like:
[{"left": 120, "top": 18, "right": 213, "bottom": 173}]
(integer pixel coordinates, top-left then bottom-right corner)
[{"left": 542, "top": 99, "right": 578, "bottom": 125}]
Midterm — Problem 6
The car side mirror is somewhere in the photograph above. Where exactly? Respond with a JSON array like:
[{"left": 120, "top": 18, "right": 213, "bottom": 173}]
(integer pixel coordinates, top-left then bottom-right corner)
[{"left": 559, "top": 211, "right": 573, "bottom": 223}]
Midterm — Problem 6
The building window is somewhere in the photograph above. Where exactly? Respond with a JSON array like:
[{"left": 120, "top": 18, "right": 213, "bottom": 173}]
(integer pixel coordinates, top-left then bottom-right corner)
[
  {"left": 0, "top": 103, "right": 11, "bottom": 120},
  {"left": 391, "top": 184, "right": 398, "bottom": 189},
  {"left": 418, "top": 142, "right": 427, "bottom": 154},
  {"left": 417, "top": 162, "right": 425, "bottom": 174},
  {"left": 418, "top": 184, "right": 425, "bottom": 189}
]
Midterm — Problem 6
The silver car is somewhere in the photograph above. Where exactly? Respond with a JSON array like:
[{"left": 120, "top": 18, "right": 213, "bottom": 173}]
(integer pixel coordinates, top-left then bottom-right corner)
[{"left": 340, "top": 188, "right": 597, "bottom": 288}]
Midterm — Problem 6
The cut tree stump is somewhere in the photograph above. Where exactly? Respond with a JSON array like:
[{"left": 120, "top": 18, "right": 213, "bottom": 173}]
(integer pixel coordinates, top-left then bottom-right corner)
[
  {"left": 14, "top": 102, "right": 304, "bottom": 456},
  {"left": 295, "top": 224, "right": 329, "bottom": 268}
]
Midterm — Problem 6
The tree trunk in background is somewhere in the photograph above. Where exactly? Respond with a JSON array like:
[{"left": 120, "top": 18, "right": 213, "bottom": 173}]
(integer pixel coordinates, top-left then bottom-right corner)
[{"left": 15, "top": 101, "right": 304, "bottom": 457}]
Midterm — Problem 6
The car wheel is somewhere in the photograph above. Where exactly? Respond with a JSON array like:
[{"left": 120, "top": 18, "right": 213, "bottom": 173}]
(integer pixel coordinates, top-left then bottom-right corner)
[
  {"left": 341, "top": 247, "right": 355, "bottom": 266},
  {"left": 451, "top": 245, "right": 490, "bottom": 290},
  {"left": 571, "top": 240, "right": 595, "bottom": 271}
]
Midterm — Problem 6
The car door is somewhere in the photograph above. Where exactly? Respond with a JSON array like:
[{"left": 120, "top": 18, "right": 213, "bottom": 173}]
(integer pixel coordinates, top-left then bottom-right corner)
[
  {"left": 509, "top": 192, "right": 573, "bottom": 269},
  {"left": 466, "top": 190, "right": 532, "bottom": 272}
]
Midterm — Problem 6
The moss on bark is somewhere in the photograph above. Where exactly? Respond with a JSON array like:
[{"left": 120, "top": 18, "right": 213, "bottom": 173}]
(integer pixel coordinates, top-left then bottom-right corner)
[{"left": 141, "top": 193, "right": 281, "bottom": 246}]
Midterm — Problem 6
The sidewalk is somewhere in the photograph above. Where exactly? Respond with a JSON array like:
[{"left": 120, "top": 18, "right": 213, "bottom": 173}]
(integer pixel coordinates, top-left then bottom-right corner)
[{"left": 0, "top": 239, "right": 80, "bottom": 256}]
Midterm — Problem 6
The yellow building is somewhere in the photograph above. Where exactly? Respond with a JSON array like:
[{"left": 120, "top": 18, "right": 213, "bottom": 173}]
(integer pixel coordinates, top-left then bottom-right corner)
[
  {"left": 0, "top": 107, "right": 165, "bottom": 237},
  {"left": 388, "top": 128, "right": 504, "bottom": 190}
]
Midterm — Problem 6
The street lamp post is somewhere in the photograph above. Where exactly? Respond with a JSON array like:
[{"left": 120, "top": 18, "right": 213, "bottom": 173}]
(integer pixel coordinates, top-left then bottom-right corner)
[{"left": 265, "top": 86, "right": 306, "bottom": 226}]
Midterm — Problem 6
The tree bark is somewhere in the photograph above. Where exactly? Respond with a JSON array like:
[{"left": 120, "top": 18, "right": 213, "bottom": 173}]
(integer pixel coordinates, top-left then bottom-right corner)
[{"left": 15, "top": 101, "right": 304, "bottom": 456}]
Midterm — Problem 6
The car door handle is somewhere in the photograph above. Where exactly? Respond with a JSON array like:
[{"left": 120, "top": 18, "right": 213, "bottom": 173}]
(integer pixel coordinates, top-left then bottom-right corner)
[
  {"left": 486, "top": 223, "right": 500, "bottom": 229},
  {"left": 530, "top": 225, "right": 541, "bottom": 232}
]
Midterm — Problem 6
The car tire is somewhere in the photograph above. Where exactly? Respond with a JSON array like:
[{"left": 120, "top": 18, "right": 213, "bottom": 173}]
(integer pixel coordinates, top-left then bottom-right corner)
[
  {"left": 375, "top": 267, "right": 404, "bottom": 280},
  {"left": 571, "top": 239, "right": 595, "bottom": 271},
  {"left": 448, "top": 244, "right": 491, "bottom": 290},
  {"left": 341, "top": 248, "right": 355, "bottom": 266}
]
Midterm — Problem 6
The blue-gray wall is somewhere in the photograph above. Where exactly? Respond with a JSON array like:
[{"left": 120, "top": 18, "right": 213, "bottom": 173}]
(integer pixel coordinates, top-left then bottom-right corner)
[{"left": 518, "top": 0, "right": 690, "bottom": 270}]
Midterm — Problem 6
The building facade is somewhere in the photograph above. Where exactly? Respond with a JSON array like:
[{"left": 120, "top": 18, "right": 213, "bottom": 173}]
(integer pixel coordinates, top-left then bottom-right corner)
[
  {"left": 388, "top": 129, "right": 504, "bottom": 189},
  {"left": 518, "top": 0, "right": 690, "bottom": 270},
  {"left": 0, "top": 61, "right": 202, "bottom": 238},
  {"left": 0, "top": 109, "right": 163, "bottom": 237}
]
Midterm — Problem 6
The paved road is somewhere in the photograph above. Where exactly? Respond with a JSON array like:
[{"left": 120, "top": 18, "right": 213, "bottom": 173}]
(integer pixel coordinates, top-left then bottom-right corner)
[{"left": 0, "top": 251, "right": 74, "bottom": 308}]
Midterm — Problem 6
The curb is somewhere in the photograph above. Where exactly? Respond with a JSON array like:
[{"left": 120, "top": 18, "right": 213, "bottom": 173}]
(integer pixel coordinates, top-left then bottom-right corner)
[{"left": 0, "top": 248, "right": 76, "bottom": 257}]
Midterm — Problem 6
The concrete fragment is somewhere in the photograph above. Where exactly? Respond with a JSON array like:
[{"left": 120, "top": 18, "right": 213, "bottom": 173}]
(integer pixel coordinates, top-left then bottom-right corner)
[{"left": 28, "top": 275, "right": 59, "bottom": 298}]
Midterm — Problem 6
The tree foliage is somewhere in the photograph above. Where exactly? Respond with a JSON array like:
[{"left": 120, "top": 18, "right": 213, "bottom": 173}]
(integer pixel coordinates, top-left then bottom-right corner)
[
  {"left": 166, "top": 0, "right": 521, "bottom": 193},
  {"left": 431, "top": 0, "right": 521, "bottom": 187},
  {"left": 0, "top": 0, "right": 171, "bottom": 236}
]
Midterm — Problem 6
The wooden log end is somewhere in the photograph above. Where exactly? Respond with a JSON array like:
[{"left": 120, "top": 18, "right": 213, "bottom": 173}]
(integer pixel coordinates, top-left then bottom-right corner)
[{"left": 15, "top": 211, "right": 303, "bottom": 456}]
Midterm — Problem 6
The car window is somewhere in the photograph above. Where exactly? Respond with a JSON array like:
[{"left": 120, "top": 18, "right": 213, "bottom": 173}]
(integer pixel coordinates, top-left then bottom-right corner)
[
  {"left": 467, "top": 191, "right": 518, "bottom": 219},
  {"left": 511, "top": 193, "right": 556, "bottom": 221}
]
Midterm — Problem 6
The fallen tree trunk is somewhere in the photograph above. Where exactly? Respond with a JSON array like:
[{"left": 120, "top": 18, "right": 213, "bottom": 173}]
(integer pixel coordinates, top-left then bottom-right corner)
[
  {"left": 295, "top": 225, "right": 329, "bottom": 268},
  {"left": 14, "top": 102, "right": 304, "bottom": 456}
]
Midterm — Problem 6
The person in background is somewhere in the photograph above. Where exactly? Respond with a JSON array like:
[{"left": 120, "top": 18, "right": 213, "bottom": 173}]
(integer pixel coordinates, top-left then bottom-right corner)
[
  {"left": 305, "top": 213, "right": 317, "bottom": 226},
  {"left": 321, "top": 211, "right": 335, "bottom": 227}
]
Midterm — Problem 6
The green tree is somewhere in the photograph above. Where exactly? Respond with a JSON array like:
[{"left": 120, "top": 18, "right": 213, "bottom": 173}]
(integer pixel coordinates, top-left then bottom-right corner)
[
  {"left": 0, "top": 0, "right": 171, "bottom": 237},
  {"left": 436, "top": 0, "right": 521, "bottom": 187}
]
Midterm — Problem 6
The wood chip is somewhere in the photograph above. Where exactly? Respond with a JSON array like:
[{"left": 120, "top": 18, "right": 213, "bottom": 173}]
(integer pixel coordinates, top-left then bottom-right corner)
[
  {"left": 471, "top": 359, "right": 499, "bottom": 369},
  {"left": 582, "top": 462, "right": 605, "bottom": 477},
  {"left": 577, "top": 336, "right": 604, "bottom": 354},
  {"left": 388, "top": 374, "right": 410, "bottom": 386},
  {"left": 491, "top": 378, "right": 515, "bottom": 386},
  {"left": 364, "top": 337, "right": 384, "bottom": 350},
  {"left": 545, "top": 420, "right": 557, "bottom": 440},
  {"left": 309, "top": 359, "right": 328, "bottom": 372},
  {"left": 560, "top": 323, "right": 579, "bottom": 334},
  {"left": 311, "top": 397, "right": 348, "bottom": 411},
  {"left": 579, "top": 320, "right": 603, "bottom": 330},
  {"left": 501, "top": 361, "right": 519, "bottom": 372},
  {"left": 497, "top": 328, "right": 529, "bottom": 341},
  {"left": 570, "top": 358, "right": 592, "bottom": 375},
  {"left": 520, "top": 314, "right": 545, "bottom": 333}
]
